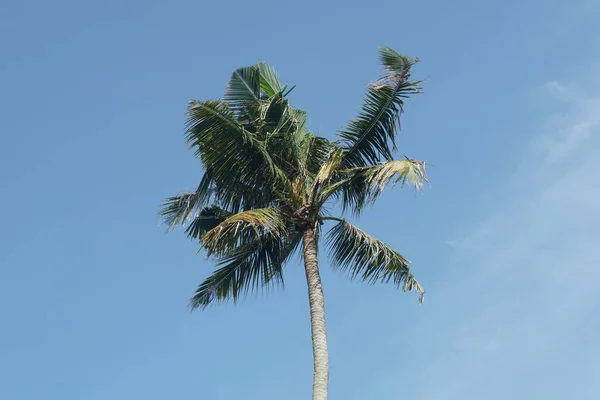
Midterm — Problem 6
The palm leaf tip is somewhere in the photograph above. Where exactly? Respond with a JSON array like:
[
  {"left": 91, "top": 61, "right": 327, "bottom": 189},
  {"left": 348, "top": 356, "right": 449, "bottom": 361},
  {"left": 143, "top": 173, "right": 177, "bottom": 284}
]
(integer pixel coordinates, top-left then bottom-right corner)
[
  {"left": 368, "top": 158, "right": 428, "bottom": 193},
  {"left": 337, "top": 47, "right": 422, "bottom": 168},
  {"left": 371, "top": 47, "right": 420, "bottom": 91},
  {"left": 378, "top": 46, "right": 419, "bottom": 76},
  {"left": 325, "top": 219, "right": 425, "bottom": 301}
]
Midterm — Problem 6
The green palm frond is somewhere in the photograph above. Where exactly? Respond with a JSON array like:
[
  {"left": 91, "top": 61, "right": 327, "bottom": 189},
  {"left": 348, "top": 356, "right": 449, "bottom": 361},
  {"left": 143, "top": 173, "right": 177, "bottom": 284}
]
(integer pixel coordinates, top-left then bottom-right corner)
[
  {"left": 190, "top": 231, "right": 302, "bottom": 309},
  {"left": 258, "top": 97, "right": 314, "bottom": 183},
  {"left": 258, "top": 62, "right": 283, "bottom": 97},
  {"left": 222, "top": 62, "right": 284, "bottom": 110},
  {"left": 325, "top": 218, "right": 424, "bottom": 302},
  {"left": 337, "top": 46, "right": 421, "bottom": 168},
  {"left": 298, "top": 134, "right": 333, "bottom": 179},
  {"left": 289, "top": 108, "right": 309, "bottom": 136},
  {"left": 185, "top": 99, "right": 252, "bottom": 164},
  {"left": 185, "top": 100, "right": 286, "bottom": 211},
  {"left": 201, "top": 208, "right": 287, "bottom": 257},
  {"left": 223, "top": 62, "right": 288, "bottom": 136},
  {"left": 223, "top": 65, "right": 261, "bottom": 112}
]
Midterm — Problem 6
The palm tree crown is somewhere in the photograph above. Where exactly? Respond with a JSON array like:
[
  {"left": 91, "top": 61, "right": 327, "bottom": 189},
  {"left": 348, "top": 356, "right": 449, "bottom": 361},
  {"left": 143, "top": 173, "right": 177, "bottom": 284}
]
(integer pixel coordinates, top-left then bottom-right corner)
[{"left": 161, "top": 46, "right": 428, "bottom": 400}]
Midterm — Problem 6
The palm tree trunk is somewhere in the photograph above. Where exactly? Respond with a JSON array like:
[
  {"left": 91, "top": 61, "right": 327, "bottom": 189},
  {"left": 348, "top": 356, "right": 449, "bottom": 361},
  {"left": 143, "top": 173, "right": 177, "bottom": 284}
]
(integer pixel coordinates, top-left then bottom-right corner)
[{"left": 302, "top": 227, "right": 329, "bottom": 400}]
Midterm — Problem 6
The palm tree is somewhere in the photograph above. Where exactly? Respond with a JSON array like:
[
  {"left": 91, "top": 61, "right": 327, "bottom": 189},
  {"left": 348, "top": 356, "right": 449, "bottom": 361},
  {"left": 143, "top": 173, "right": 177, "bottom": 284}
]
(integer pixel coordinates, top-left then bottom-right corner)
[{"left": 161, "top": 46, "right": 427, "bottom": 400}]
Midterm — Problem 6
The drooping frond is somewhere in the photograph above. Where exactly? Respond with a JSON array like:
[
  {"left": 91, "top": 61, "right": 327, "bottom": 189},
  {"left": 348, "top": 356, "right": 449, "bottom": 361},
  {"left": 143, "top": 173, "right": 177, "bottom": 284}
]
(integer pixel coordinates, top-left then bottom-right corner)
[
  {"left": 337, "top": 46, "right": 421, "bottom": 168},
  {"left": 190, "top": 231, "right": 302, "bottom": 309},
  {"left": 325, "top": 218, "right": 424, "bottom": 302},
  {"left": 201, "top": 208, "right": 287, "bottom": 257},
  {"left": 321, "top": 158, "right": 427, "bottom": 214}
]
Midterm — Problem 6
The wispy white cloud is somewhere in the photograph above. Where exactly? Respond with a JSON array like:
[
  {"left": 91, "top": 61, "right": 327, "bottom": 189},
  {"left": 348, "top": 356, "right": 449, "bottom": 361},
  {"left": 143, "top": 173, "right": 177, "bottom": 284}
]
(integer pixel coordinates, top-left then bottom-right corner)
[
  {"left": 365, "top": 73, "right": 600, "bottom": 399},
  {"left": 534, "top": 83, "right": 600, "bottom": 167},
  {"left": 429, "top": 76, "right": 599, "bottom": 398}
]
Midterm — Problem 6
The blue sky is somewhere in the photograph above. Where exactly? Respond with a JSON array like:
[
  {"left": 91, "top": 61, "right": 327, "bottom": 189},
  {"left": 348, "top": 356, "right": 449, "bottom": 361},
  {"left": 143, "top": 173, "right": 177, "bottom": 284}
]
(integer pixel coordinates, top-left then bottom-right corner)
[{"left": 1, "top": 0, "right": 599, "bottom": 399}]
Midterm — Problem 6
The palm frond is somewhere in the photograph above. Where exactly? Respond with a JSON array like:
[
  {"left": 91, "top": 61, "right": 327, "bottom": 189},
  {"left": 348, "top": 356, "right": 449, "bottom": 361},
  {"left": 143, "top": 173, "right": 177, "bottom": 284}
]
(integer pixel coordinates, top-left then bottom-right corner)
[
  {"left": 223, "top": 62, "right": 282, "bottom": 107},
  {"left": 320, "top": 172, "right": 371, "bottom": 214},
  {"left": 310, "top": 147, "right": 345, "bottom": 206},
  {"left": 186, "top": 100, "right": 286, "bottom": 211},
  {"left": 260, "top": 91, "right": 288, "bottom": 136},
  {"left": 222, "top": 62, "right": 287, "bottom": 137},
  {"left": 298, "top": 134, "right": 333, "bottom": 178},
  {"left": 185, "top": 99, "right": 250, "bottom": 159},
  {"left": 185, "top": 205, "right": 233, "bottom": 240},
  {"left": 190, "top": 231, "right": 302, "bottom": 309},
  {"left": 337, "top": 46, "right": 421, "bottom": 168},
  {"left": 321, "top": 158, "right": 427, "bottom": 214},
  {"left": 258, "top": 62, "right": 283, "bottom": 97},
  {"left": 325, "top": 218, "right": 424, "bottom": 302},
  {"left": 201, "top": 208, "right": 287, "bottom": 257},
  {"left": 361, "top": 158, "right": 428, "bottom": 193},
  {"left": 289, "top": 108, "right": 309, "bottom": 136},
  {"left": 223, "top": 65, "right": 261, "bottom": 112},
  {"left": 315, "top": 148, "right": 345, "bottom": 185},
  {"left": 160, "top": 174, "right": 213, "bottom": 230}
]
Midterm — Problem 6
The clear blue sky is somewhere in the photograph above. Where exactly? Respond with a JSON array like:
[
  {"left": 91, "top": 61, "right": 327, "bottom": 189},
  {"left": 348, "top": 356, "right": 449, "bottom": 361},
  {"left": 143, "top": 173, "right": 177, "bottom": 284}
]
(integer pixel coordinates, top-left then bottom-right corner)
[{"left": 2, "top": 0, "right": 599, "bottom": 399}]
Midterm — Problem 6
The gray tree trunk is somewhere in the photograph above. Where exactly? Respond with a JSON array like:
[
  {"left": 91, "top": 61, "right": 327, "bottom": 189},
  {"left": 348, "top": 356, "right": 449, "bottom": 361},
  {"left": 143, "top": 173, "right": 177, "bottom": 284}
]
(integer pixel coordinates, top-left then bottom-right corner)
[{"left": 302, "top": 227, "right": 329, "bottom": 400}]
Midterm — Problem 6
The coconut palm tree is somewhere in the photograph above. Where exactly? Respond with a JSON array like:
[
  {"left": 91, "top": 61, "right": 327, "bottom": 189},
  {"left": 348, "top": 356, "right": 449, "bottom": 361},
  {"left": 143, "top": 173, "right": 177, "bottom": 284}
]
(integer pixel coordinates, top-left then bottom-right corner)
[{"left": 161, "top": 46, "right": 427, "bottom": 400}]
